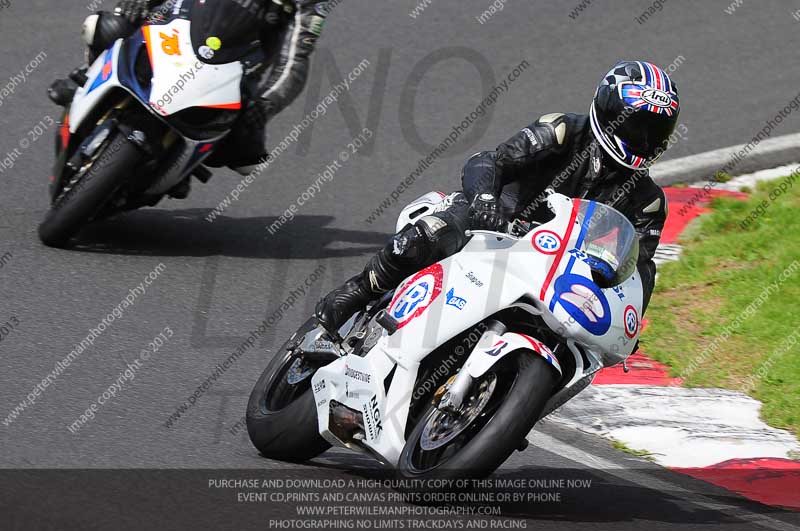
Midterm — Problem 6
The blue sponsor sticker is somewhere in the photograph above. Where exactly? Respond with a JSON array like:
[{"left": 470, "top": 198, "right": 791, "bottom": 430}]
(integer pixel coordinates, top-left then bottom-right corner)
[
  {"left": 445, "top": 287, "right": 467, "bottom": 310},
  {"left": 553, "top": 274, "right": 611, "bottom": 336},
  {"left": 568, "top": 248, "right": 615, "bottom": 280},
  {"left": 87, "top": 49, "right": 114, "bottom": 94}
]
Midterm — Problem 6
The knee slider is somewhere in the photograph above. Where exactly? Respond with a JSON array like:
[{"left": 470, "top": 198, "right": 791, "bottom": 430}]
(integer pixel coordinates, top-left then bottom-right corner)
[
  {"left": 417, "top": 215, "right": 450, "bottom": 240},
  {"left": 417, "top": 215, "right": 466, "bottom": 256}
]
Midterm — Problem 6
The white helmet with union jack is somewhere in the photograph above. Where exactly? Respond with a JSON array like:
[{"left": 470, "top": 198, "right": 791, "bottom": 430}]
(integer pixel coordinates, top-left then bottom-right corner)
[{"left": 590, "top": 60, "right": 680, "bottom": 170}]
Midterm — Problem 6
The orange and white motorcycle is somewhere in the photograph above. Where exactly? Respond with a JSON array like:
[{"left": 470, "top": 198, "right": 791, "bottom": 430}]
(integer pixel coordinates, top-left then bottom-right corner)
[
  {"left": 247, "top": 190, "right": 644, "bottom": 482},
  {"left": 40, "top": 2, "right": 258, "bottom": 247}
]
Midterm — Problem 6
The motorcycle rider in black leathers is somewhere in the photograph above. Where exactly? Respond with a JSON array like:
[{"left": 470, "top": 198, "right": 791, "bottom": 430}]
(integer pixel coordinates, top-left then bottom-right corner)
[
  {"left": 316, "top": 60, "right": 681, "bottom": 334},
  {"left": 48, "top": 0, "right": 329, "bottom": 186}
]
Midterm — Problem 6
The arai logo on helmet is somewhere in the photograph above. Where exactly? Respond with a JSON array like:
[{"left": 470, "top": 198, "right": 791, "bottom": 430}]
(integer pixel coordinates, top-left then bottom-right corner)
[{"left": 641, "top": 88, "right": 672, "bottom": 108}]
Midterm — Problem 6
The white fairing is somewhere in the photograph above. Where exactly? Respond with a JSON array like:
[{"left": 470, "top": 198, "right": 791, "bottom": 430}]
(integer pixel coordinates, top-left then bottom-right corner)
[
  {"left": 69, "top": 41, "right": 125, "bottom": 134},
  {"left": 66, "top": 16, "right": 245, "bottom": 193},
  {"left": 143, "top": 19, "right": 243, "bottom": 116},
  {"left": 69, "top": 18, "right": 243, "bottom": 134},
  {"left": 312, "top": 192, "right": 644, "bottom": 465}
]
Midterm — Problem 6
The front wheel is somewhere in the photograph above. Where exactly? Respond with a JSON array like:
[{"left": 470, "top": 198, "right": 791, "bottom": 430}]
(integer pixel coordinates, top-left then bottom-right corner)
[
  {"left": 246, "top": 318, "right": 331, "bottom": 462},
  {"left": 398, "top": 351, "right": 557, "bottom": 483},
  {"left": 39, "top": 130, "right": 143, "bottom": 248}
]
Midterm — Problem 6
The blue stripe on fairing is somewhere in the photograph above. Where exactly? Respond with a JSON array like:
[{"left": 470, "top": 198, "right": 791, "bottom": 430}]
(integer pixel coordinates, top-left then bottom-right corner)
[
  {"left": 118, "top": 30, "right": 152, "bottom": 104},
  {"left": 549, "top": 200, "right": 597, "bottom": 311},
  {"left": 87, "top": 50, "right": 113, "bottom": 94}
]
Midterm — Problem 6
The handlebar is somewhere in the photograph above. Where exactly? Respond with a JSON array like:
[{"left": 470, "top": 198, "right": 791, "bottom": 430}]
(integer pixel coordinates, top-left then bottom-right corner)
[
  {"left": 507, "top": 219, "right": 541, "bottom": 237},
  {"left": 465, "top": 219, "right": 541, "bottom": 240}
]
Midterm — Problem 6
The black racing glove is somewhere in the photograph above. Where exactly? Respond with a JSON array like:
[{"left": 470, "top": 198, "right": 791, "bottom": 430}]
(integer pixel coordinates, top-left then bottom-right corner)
[
  {"left": 469, "top": 193, "right": 506, "bottom": 231},
  {"left": 114, "top": 0, "right": 152, "bottom": 23}
]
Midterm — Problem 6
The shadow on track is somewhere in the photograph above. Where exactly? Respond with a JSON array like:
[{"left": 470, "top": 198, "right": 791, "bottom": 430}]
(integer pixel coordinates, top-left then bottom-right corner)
[{"left": 63, "top": 209, "right": 390, "bottom": 259}]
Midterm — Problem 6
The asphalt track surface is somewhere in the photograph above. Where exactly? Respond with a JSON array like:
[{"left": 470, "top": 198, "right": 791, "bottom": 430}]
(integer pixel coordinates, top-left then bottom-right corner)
[{"left": 1, "top": 1, "right": 800, "bottom": 529}]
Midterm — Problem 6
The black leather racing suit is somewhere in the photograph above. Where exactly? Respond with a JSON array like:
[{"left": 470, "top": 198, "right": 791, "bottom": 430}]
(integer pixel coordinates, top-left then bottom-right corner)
[
  {"left": 316, "top": 113, "right": 668, "bottom": 332},
  {"left": 459, "top": 112, "right": 667, "bottom": 311},
  {"left": 83, "top": 0, "right": 329, "bottom": 170}
]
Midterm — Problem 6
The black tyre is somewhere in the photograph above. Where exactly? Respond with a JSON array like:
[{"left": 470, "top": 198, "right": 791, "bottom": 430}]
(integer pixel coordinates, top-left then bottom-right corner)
[
  {"left": 398, "top": 351, "right": 557, "bottom": 484},
  {"left": 39, "top": 131, "right": 142, "bottom": 248},
  {"left": 246, "top": 319, "right": 331, "bottom": 462}
]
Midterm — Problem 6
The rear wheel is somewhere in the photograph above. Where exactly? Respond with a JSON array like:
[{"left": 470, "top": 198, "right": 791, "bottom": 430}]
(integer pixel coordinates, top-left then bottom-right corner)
[
  {"left": 39, "top": 130, "right": 143, "bottom": 248},
  {"left": 246, "top": 318, "right": 331, "bottom": 462},
  {"left": 398, "top": 351, "right": 557, "bottom": 484}
]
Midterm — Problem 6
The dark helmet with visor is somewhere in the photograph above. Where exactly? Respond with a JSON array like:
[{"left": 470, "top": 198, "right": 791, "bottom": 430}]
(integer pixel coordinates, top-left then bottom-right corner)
[{"left": 590, "top": 61, "right": 680, "bottom": 170}]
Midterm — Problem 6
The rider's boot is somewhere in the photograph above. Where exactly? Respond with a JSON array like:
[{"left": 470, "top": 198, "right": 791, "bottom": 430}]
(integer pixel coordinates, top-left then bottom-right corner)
[
  {"left": 315, "top": 272, "right": 381, "bottom": 335},
  {"left": 316, "top": 215, "right": 465, "bottom": 335},
  {"left": 315, "top": 248, "right": 407, "bottom": 335},
  {"left": 48, "top": 67, "right": 88, "bottom": 107}
]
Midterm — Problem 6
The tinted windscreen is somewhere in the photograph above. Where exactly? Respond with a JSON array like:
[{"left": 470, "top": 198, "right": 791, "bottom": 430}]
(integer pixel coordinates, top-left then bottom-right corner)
[{"left": 574, "top": 201, "right": 639, "bottom": 286}]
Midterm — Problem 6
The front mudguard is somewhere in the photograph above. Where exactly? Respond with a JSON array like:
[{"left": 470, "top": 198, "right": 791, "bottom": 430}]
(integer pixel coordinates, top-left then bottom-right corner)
[
  {"left": 50, "top": 114, "right": 123, "bottom": 203},
  {"left": 433, "top": 330, "right": 563, "bottom": 415},
  {"left": 464, "top": 331, "right": 563, "bottom": 379}
]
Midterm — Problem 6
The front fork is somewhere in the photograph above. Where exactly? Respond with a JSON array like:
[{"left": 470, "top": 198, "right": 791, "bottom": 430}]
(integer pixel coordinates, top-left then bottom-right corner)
[
  {"left": 51, "top": 109, "right": 72, "bottom": 200},
  {"left": 50, "top": 98, "right": 135, "bottom": 201},
  {"left": 438, "top": 321, "right": 508, "bottom": 413}
]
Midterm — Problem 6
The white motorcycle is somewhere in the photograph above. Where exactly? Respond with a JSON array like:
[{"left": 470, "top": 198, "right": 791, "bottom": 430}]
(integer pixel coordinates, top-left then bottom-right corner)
[
  {"left": 39, "top": 1, "right": 260, "bottom": 247},
  {"left": 247, "top": 191, "right": 644, "bottom": 482}
]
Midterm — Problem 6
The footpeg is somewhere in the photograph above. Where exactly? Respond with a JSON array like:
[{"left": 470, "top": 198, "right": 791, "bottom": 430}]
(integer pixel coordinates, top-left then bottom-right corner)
[
  {"left": 375, "top": 310, "right": 399, "bottom": 335},
  {"left": 192, "top": 165, "right": 213, "bottom": 184}
]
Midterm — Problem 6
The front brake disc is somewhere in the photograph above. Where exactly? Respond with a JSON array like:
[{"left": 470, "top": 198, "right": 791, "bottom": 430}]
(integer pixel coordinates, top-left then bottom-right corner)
[{"left": 420, "top": 375, "right": 497, "bottom": 451}]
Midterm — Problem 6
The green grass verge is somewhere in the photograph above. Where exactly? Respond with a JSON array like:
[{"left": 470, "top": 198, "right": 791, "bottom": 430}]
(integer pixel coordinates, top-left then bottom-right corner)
[
  {"left": 643, "top": 176, "right": 800, "bottom": 438},
  {"left": 611, "top": 440, "right": 656, "bottom": 461}
]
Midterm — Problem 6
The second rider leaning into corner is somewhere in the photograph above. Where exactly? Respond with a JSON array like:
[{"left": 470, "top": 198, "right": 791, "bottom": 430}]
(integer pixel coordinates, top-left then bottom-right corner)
[
  {"left": 48, "top": 0, "right": 329, "bottom": 196},
  {"left": 316, "top": 60, "right": 681, "bottom": 337}
]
